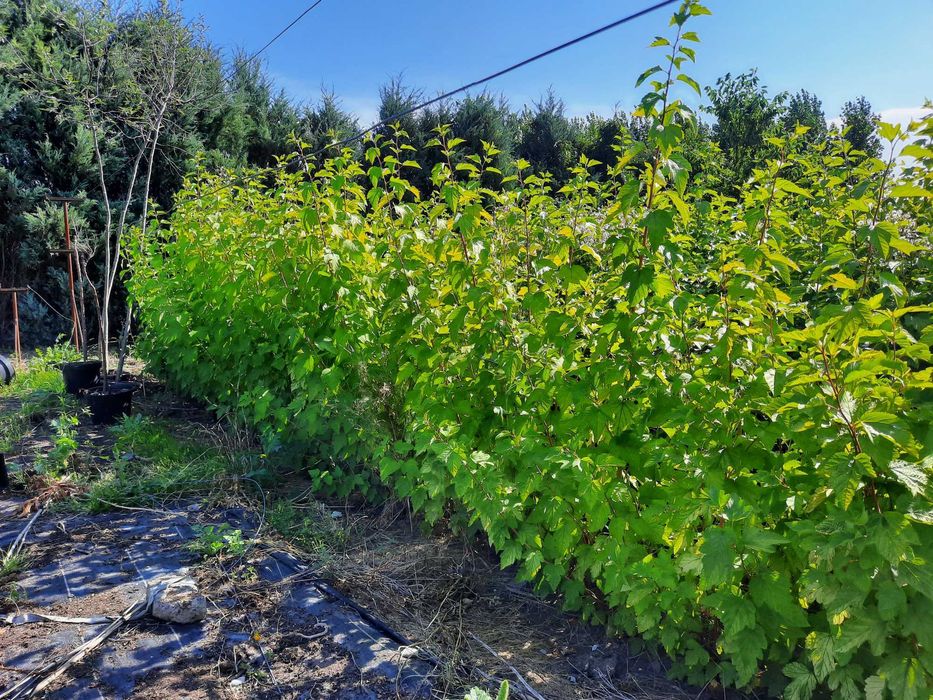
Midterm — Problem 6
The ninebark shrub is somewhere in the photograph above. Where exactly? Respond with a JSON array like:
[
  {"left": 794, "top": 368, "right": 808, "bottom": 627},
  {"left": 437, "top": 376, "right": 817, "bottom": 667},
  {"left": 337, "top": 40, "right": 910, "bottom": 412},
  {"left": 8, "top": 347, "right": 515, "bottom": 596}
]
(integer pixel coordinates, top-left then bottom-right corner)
[{"left": 131, "top": 4, "right": 932, "bottom": 697}]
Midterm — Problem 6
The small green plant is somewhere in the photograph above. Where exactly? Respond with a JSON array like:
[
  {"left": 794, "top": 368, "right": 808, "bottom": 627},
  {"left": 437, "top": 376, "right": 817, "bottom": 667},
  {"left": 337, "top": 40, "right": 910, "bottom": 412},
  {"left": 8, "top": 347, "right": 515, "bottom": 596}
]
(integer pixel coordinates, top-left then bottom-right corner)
[
  {"left": 0, "top": 342, "right": 78, "bottom": 400},
  {"left": 4, "top": 583, "right": 27, "bottom": 606},
  {"left": 268, "top": 500, "right": 346, "bottom": 556},
  {"left": 0, "top": 553, "right": 28, "bottom": 582},
  {"left": 35, "top": 413, "right": 79, "bottom": 475},
  {"left": 465, "top": 681, "right": 509, "bottom": 700},
  {"left": 188, "top": 523, "right": 246, "bottom": 558},
  {"left": 0, "top": 411, "right": 28, "bottom": 452},
  {"left": 82, "top": 416, "right": 238, "bottom": 512}
]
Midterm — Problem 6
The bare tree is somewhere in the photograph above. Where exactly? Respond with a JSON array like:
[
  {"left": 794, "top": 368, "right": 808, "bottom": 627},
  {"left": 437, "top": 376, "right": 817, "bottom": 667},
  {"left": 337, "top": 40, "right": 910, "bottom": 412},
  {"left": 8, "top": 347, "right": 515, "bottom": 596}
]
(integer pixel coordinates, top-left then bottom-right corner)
[{"left": 11, "top": 0, "right": 208, "bottom": 388}]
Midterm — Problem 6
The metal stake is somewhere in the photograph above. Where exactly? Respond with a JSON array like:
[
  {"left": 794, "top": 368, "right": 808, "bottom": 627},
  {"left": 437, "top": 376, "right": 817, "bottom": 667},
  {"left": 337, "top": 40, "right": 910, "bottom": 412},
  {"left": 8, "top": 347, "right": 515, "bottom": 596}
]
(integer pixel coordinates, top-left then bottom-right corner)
[{"left": 0, "top": 288, "right": 26, "bottom": 367}]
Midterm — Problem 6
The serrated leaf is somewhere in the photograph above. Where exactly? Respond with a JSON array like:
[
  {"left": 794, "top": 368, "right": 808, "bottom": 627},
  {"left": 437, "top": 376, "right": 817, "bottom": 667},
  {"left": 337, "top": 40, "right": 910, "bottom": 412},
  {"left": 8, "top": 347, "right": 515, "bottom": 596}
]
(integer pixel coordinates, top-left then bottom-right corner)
[
  {"left": 864, "top": 675, "right": 885, "bottom": 700},
  {"left": 701, "top": 528, "right": 736, "bottom": 586},
  {"left": 784, "top": 662, "right": 817, "bottom": 700},
  {"left": 888, "top": 458, "right": 930, "bottom": 496},
  {"left": 809, "top": 633, "right": 836, "bottom": 681}
]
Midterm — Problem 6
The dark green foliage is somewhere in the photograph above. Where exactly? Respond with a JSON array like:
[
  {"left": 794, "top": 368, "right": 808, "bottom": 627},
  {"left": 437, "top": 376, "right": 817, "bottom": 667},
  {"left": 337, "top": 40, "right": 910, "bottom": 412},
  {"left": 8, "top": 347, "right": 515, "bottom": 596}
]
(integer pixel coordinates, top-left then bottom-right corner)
[
  {"left": 517, "top": 89, "right": 576, "bottom": 181},
  {"left": 783, "top": 89, "right": 827, "bottom": 143},
  {"left": 705, "top": 70, "right": 785, "bottom": 188},
  {"left": 299, "top": 91, "right": 360, "bottom": 162},
  {"left": 841, "top": 95, "right": 882, "bottom": 159}
]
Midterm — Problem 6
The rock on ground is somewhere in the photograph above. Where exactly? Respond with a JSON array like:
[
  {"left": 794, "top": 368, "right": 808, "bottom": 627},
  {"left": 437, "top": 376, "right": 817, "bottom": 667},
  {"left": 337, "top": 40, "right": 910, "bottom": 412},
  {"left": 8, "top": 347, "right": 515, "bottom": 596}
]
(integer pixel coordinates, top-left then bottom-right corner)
[{"left": 150, "top": 577, "right": 207, "bottom": 624}]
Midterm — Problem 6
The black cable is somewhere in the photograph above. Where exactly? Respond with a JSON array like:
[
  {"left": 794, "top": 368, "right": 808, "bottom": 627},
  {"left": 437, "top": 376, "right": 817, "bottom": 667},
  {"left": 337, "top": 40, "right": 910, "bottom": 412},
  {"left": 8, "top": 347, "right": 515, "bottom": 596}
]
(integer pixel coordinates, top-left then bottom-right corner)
[
  {"left": 222, "top": 0, "right": 325, "bottom": 83},
  {"left": 167, "top": 0, "right": 680, "bottom": 213},
  {"left": 318, "top": 0, "right": 679, "bottom": 154}
]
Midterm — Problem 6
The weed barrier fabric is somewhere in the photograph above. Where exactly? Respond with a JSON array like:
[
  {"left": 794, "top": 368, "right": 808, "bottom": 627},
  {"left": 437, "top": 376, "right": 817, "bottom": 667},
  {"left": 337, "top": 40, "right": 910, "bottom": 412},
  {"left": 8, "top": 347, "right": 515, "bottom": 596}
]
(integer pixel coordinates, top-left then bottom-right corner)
[{"left": 0, "top": 497, "right": 432, "bottom": 698}]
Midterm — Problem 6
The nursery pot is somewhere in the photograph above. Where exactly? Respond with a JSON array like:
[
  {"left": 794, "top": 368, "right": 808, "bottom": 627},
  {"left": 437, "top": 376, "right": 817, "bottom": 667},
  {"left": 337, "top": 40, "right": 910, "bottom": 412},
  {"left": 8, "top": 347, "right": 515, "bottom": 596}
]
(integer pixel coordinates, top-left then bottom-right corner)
[
  {"left": 62, "top": 360, "right": 102, "bottom": 395},
  {"left": 86, "top": 381, "right": 138, "bottom": 425},
  {"left": 0, "top": 355, "right": 14, "bottom": 386}
]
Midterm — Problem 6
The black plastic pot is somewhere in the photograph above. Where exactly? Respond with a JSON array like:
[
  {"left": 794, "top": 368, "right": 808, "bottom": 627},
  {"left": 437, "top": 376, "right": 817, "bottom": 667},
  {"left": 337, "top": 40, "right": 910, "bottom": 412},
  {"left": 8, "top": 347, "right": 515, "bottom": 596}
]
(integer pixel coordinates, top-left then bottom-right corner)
[
  {"left": 0, "top": 355, "right": 14, "bottom": 386},
  {"left": 62, "top": 360, "right": 102, "bottom": 395},
  {"left": 86, "top": 381, "right": 138, "bottom": 425}
]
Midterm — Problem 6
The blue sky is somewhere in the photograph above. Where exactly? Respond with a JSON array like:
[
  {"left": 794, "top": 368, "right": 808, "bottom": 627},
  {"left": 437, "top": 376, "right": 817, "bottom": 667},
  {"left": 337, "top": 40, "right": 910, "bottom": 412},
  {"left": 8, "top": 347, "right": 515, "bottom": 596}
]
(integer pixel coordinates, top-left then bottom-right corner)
[{"left": 184, "top": 0, "right": 932, "bottom": 127}]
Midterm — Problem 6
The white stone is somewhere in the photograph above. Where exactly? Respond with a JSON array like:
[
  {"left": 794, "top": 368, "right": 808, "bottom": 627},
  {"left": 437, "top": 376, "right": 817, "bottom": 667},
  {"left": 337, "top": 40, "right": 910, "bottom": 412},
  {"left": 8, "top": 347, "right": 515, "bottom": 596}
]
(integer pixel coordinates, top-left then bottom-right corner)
[{"left": 150, "top": 577, "right": 207, "bottom": 624}]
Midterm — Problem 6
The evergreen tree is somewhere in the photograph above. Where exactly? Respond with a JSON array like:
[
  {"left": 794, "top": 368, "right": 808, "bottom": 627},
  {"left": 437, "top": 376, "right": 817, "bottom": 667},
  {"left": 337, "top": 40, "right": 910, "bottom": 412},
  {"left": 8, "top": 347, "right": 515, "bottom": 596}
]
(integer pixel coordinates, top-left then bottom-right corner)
[
  {"left": 517, "top": 89, "right": 576, "bottom": 184},
  {"left": 704, "top": 70, "right": 785, "bottom": 188},
  {"left": 783, "top": 89, "right": 827, "bottom": 142},
  {"left": 841, "top": 95, "right": 881, "bottom": 158}
]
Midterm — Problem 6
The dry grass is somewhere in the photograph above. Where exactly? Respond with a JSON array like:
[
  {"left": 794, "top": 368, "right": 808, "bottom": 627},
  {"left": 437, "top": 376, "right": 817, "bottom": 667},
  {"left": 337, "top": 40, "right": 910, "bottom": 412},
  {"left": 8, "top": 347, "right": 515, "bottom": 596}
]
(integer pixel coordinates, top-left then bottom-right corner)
[{"left": 277, "top": 497, "right": 699, "bottom": 700}]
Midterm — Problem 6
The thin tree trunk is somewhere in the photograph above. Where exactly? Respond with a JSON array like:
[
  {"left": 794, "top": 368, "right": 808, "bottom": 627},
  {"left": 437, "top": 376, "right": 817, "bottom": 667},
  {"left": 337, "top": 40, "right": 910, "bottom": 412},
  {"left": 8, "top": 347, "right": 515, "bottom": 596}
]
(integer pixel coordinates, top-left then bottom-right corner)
[
  {"left": 79, "top": 250, "right": 102, "bottom": 361},
  {"left": 115, "top": 300, "right": 133, "bottom": 379},
  {"left": 87, "top": 113, "right": 112, "bottom": 386},
  {"left": 75, "top": 248, "right": 89, "bottom": 362}
]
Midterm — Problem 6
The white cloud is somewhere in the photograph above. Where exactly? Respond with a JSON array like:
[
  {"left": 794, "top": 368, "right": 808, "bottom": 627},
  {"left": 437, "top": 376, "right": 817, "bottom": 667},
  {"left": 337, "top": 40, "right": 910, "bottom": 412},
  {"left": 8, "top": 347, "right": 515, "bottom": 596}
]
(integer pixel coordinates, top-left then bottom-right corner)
[
  {"left": 339, "top": 96, "right": 380, "bottom": 128},
  {"left": 878, "top": 105, "right": 931, "bottom": 127},
  {"left": 827, "top": 104, "right": 930, "bottom": 130}
]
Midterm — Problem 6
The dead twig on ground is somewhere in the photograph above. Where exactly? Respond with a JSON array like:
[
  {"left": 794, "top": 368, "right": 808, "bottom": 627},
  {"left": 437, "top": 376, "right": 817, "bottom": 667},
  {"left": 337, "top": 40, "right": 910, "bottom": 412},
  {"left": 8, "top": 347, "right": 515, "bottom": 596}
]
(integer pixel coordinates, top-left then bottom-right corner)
[
  {"left": 2, "top": 506, "right": 44, "bottom": 568},
  {"left": 468, "top": 632, "right": 547, "bottom": 700}
]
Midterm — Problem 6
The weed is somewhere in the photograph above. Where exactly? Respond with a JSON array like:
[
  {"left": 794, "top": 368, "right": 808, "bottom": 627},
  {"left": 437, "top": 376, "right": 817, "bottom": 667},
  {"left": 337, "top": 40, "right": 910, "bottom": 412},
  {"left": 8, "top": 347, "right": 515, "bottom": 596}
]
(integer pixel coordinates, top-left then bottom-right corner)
[
  {"left": 465, "top": 681, "right": 509, "bottom": 700},
  {"left": 188, "top": 524, "right": 246, "bottom": 558},
  {"left": 0, "top": 411, "right": 28, "bottom": 452},
  {"left": 0, "top": 343, "right": 77, "bottom": 400},
  {"left": 4, "top": 583, "right": 27, "bottom": 606},
  {"left": 81, "top": 415, "right": 228, "bottom": 512},
  {"left": 35, "top": 413, "right": 79, "bottom": 476},
  {"left": 0, "top": 552, "right": 27, "bottom": 582},
  {"left": 268, "top": 500, "right": 346, "bottom": 557}
]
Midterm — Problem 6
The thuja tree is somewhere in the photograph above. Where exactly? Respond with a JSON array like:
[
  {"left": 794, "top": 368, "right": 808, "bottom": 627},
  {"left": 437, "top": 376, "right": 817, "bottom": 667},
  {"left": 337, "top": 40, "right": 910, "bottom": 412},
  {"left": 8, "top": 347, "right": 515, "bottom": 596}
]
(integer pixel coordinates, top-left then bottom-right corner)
[{"left": 132, "top": 2, "right": 931, "bottom": 697}]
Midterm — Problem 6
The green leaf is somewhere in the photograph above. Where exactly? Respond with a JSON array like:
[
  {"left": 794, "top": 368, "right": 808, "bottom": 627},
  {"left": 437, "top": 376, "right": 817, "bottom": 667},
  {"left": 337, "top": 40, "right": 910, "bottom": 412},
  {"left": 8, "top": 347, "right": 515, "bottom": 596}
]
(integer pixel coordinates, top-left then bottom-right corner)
[
  {"left": 890, "top": 184, "right": 932, "bottom": 198},
  {"left": 888, "top": 458, "right": 930, "bottom": 496},
  {"left": 809, "top": 633, "right": 836, "bottom": 682},
  {"left": 701, "top": 528, "right": 736, "bottom": 586},
  {"left": 676, "top": 74, "right": 701, "bottom": 95},
  {"left": 864, "top": 675, "right": 885, "bottom": 700},
  {"left": 837, "top": 615, "right": 887, "bottom": 655},
  {"left": 876, "top": 580, "right": 907, "bottom": 621},
  {"left": 776, "top": 178, "right": 812, "bottom": 198},
  {"left": 784, "top": 662, "right": 817, "bottom": 700},
  {"left": 742, "top": 527, "right": 786, "bottom": 553},
  {"left": 720, "top": 595, "right": 756, "bottom": 633},
  {"left": 635, "top": 65, "right": 663, "bottom": 87},
  {"left": 861, "top": 411, "right": 911, "bottom": 446}
]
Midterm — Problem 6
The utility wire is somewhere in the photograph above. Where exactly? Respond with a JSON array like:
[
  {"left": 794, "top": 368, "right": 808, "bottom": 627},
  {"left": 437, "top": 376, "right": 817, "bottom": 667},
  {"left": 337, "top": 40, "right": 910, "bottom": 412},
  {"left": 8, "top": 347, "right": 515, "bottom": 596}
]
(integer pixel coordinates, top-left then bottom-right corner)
[
  {"left": 221, "top": 0, "right": 325, "bottom": 84},
  {"left": 168, "top": 0, "right": 680, "bottom": 213},
  {"left": 318, "top": 0, "right": 679, "bottom": 155}
]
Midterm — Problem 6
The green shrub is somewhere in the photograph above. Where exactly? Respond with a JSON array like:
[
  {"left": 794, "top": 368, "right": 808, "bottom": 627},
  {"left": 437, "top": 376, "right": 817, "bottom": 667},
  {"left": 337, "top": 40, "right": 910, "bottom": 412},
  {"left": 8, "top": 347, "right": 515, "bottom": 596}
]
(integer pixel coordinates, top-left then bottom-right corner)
[{"left": 130, "top": 3, "right": 932, "bottom": 697}]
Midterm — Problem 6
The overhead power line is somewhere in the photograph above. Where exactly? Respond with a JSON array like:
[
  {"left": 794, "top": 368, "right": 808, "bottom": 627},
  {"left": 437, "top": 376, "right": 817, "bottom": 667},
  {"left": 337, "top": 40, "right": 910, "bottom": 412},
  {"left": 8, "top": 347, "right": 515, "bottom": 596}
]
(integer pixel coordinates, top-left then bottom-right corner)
[
  {"left": 319, "top": 0, "right": 679, "bottom": 155},
  {"left": 222, "top": 0, "right": 325, "bottom": 83},
  {"left": 170, "top": 0, "right": 680, "bottom": 213}
]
